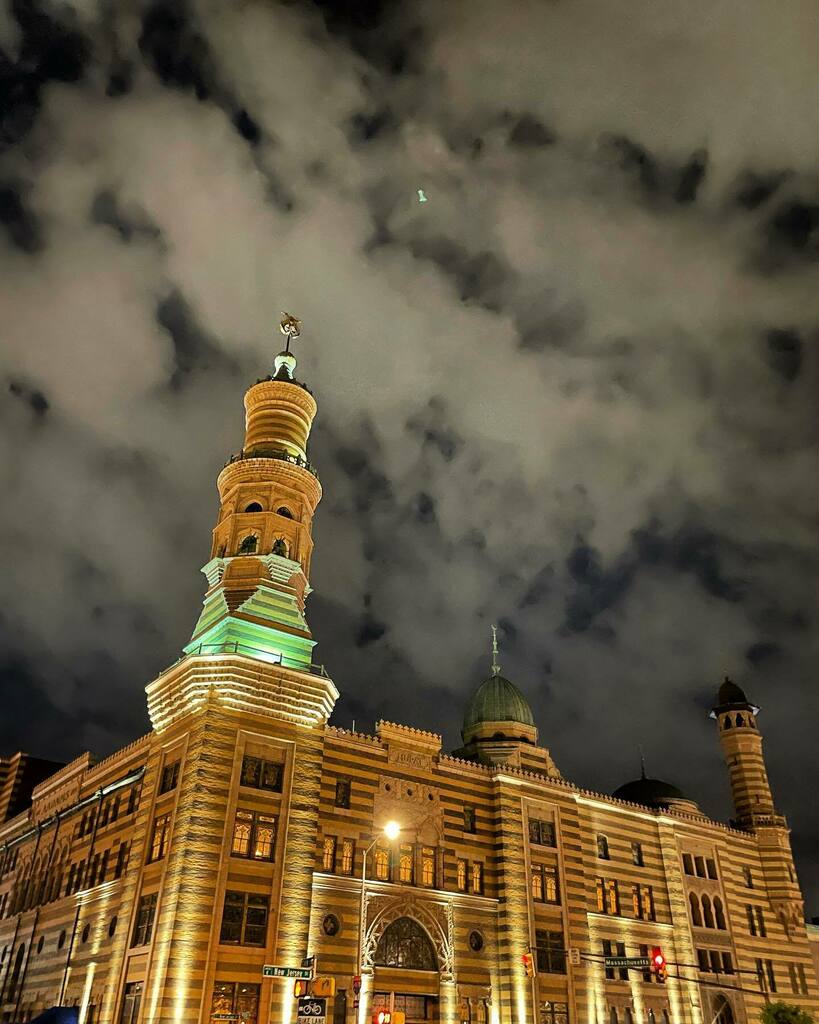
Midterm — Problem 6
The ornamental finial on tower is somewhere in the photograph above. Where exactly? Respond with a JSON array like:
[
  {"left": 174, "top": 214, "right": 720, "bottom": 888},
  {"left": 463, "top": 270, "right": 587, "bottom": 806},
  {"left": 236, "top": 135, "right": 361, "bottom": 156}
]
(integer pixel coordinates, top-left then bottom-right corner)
[
  {"left": 490, "top": 623, "right": 500, "bottom": 677},
  {"left": 274, "top": 312, "right": 302, "bottom": 379}
]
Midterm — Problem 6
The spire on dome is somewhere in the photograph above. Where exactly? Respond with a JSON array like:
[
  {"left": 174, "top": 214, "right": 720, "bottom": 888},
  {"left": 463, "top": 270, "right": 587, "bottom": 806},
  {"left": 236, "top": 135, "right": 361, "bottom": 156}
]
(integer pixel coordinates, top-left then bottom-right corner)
[
  {"left": 274, "top": 312, "right": 301, "bottom": 379},
  {"left": 490, "top": 623, "right": 501, "bottom": 677}
]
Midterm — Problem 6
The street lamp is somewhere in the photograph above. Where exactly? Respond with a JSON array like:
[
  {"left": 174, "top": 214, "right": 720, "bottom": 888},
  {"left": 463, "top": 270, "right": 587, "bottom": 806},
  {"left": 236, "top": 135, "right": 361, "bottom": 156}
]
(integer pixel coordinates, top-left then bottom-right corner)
[{"left": 357, "top": 821, "right": 400, "bottom": 976}]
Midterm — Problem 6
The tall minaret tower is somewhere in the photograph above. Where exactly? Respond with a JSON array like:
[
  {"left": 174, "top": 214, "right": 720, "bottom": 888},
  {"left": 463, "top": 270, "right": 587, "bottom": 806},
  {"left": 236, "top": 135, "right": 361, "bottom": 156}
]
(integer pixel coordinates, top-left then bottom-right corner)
[
  {"left": 133, "top": 318, "right": 337, "bottom": 1024},
  {"left": 186, "top": 313, "right": 322, "bottom": 670},
  {"left": 711, "top": 676, "right": 773, "bottom": 825},
  {"left": 711, "top": 676, "right": 804, "bottom": 936}
]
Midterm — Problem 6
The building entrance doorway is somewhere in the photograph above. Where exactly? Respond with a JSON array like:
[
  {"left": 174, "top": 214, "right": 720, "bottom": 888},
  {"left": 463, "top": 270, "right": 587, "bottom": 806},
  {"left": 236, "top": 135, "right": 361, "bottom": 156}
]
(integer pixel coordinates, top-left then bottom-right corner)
[
  {"left": 372, "top": 993, "right": 438, "bottom": 1024},
  {"left": 712, "top": 996, "right": 735, "bottom": 1024}
]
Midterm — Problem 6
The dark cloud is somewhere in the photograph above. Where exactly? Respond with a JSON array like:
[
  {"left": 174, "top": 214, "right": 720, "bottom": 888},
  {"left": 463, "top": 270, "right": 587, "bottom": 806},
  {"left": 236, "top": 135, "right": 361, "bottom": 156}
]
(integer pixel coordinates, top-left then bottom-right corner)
[
  {"left": 0, "top": 180, "right": 41, "bottom": 251},
  {"left": 8, "top": 378, "right": 48, "bottom": 418},
  {"left": 507, "top": 114, "right": 555, "bottom": 149},
  {"left": 674, "top": 149, "right": 707, "bottom": 204},
  {"left": 90, "top": 189, "right": 163, "bottom": 245},
  {"left": 765, "top": 327, "right": 803, "bottom": 383}
]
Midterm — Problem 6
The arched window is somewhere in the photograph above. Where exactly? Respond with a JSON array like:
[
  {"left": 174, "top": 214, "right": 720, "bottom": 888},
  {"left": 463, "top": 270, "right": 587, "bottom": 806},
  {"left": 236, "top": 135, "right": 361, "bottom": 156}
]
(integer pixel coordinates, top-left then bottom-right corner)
[
  {"left": 7, "top": 944, "right": 25, "bottom": 1001},
  {"left": 648, "top": 1011, "right": 656, "bottom": 1024},
  {"left": 714, "top": 896, "right": 726, "bottom": 930},
  {"left": 597, "top": 835, "right": 609, "bottom": 859},
  {"left": 723, "top": 716, "right": 732, "bottom": 729},
  {"left": 374, "top": 917, "right": 437, "bottom": 971},
  {"left": 238, "top": 534, "right": 258, "bottom": 555},
  {"left": 712, "top": 996, "right": 734, "bottom": 1024},
  {"left": 701, "top": 894, "right": 715, "bottom": 929},
  {"left": 277, "top": 507, "right": 294, "bottom": 519},
  {"left": 735, "top": 714, "right": 744, "bottom": 727},
  {"left": 662, "top": 1012, "right": 670, "bottom": 1024},
  {"left": 374, "top": 846, "right": 390, "bottom": 881},
  {"left": 689, "top": 892, "right": 703, "bottom": 927},
  {"left": 624, "top": 1010, "right": 633, "bottom": 1024},
  {"left": 244, "top": 502, "right": 263, "bottom": 513},
  {"left": 610, "top": 1008, "right": 618, "bottom": 1024}
]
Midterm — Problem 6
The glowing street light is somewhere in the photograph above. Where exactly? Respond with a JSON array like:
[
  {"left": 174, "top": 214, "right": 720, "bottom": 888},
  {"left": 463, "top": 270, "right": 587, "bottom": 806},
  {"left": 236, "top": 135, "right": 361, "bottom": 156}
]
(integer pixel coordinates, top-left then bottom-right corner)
[{"left": 357, "top": 822, "right": 401, "bottom": 978}]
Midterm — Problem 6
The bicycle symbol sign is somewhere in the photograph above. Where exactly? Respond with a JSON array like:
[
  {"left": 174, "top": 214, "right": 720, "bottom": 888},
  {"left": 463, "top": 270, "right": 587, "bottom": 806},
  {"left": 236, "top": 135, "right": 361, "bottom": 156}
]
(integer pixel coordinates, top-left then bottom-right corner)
[{"left": 297, "top": 997, "right": 327, "bottom": 1024}]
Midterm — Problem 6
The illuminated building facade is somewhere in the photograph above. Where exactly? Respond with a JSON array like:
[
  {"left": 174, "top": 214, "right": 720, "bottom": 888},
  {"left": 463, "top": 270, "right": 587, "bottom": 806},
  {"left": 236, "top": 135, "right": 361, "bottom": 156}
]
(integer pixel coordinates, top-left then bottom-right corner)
[{"left": 0, "top": 327, "right": 816, "bottom": 1024}]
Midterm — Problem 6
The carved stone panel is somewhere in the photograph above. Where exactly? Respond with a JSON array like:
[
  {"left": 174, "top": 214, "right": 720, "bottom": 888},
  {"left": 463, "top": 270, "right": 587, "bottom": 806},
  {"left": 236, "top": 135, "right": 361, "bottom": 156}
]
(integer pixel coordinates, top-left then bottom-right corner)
[{"left": 373, "top": 775, "right": 443, "bottom": 844}]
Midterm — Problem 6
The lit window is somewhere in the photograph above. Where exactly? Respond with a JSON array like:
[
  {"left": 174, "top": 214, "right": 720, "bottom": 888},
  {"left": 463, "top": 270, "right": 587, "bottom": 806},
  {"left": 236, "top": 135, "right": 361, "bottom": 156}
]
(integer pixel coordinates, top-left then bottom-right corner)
[
  {"left": 322, "top": 836, "right": 337, "bottom": 873},
  {"left": 211, "top": 982, "right": 260, "bottom": 1024},
  {"left": 457, "top": 859, "right": 467, "bottom": 892},
  {"left": 148, "top": 815, "right": 171, "bottom": 863},
  {"left": 531, "top": 867, "right": 544, "bottom": 902},
  {"left": 471, "top": 862, "right": 483, "bottom": 894},
  {"left": 421, "top": 847, "right": 435, "bottom": 887},
  {"left": 374, "top": 846, "right": 390, "bottom": 881},
  {"left": 252, "top": 816, "right": 276, "bottom": 860},
  {"left": 398, "top": 844, "right": 414, "bottom": 884},
  {"left": 232, "top": 811, "right": 252, "bottom": 857},
  {"left": 605, "top": 880, "right": 619, "bottom": 915},
  {"left": 340, "top": 838, "right": 355, "bottom": 876}
]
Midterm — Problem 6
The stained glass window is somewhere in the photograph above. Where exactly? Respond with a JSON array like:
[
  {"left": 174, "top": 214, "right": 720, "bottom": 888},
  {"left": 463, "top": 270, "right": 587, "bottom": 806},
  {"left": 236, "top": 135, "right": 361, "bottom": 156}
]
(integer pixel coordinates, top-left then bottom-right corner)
[{"left": 374, "top": 918, "right": 437, "bottom": 971}]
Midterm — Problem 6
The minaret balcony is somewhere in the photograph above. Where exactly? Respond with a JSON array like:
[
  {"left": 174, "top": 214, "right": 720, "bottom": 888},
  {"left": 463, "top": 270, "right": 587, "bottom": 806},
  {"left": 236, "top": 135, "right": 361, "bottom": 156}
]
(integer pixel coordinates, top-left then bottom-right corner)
[{"left": 224, "top": 446, "right": 319, "bottom": 479}]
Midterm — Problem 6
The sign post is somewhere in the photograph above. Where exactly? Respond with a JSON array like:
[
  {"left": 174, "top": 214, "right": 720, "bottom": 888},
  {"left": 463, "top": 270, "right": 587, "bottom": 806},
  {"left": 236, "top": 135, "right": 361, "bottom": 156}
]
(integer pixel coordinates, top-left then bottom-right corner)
[
  {"left": 603, "top": 956, "right": 651, "bottom": 971},
  {"left": 297, "top": 997, "right": 327, "bottom": 1024},
  {"left": 263, "top": 965, "right": 313, "bottom": 980}
]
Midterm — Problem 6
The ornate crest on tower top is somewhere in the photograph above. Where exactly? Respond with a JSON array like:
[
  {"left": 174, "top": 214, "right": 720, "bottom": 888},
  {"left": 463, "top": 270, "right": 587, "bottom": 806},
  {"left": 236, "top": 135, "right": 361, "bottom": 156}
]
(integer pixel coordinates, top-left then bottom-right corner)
[{"left": 279, "top": 312, "right": 302, "bottom": 342}]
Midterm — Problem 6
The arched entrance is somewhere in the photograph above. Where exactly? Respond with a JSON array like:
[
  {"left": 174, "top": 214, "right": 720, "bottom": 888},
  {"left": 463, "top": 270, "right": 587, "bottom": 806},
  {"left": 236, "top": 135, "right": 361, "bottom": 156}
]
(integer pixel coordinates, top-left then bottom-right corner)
[
  {"left": 372, "top": 918, "right": 440, "bottom": 1024},
  {"left": 712, "top": 995, "right": 735, "bottom": 1024},
  {"left": 374, "top": 918, "right": 438, "bottom": 971}
]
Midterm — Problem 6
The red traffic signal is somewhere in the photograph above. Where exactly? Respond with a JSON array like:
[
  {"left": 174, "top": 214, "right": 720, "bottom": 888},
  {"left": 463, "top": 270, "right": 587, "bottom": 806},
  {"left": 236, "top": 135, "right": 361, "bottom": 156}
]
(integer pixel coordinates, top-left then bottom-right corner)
[
  {"left": 522, "top": 952, "right": 535, "bottom": 978},
  {"left": 650, "top": 947, "right": 667, "bottom": 980},
  {"left": 374, "top": 1012, "right": 391, "bottom": 1024}
]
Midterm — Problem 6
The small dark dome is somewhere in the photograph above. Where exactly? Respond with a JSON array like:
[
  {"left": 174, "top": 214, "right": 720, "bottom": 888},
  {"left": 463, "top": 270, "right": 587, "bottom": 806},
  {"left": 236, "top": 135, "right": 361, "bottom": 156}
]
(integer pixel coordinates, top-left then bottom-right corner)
[
  {"left": 716, "top": 676, "right": 749, "bottom": 707},
  {"left": 613, "top": 776, "right": 686, "bottom": 810}
]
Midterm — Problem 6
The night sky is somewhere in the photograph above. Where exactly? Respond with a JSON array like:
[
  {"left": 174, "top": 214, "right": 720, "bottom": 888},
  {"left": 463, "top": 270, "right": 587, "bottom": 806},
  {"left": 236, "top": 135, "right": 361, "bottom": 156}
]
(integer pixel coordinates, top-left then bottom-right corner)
[{"left": 2, "top": 1, "right": 819, "bottom": 911}]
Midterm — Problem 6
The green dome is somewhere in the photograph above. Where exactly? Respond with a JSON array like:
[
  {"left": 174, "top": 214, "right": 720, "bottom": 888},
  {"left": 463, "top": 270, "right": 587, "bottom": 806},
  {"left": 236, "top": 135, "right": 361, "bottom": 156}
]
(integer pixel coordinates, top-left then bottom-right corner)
[{"left": 463, "top": 674, "right": 536, "bottom": 733}]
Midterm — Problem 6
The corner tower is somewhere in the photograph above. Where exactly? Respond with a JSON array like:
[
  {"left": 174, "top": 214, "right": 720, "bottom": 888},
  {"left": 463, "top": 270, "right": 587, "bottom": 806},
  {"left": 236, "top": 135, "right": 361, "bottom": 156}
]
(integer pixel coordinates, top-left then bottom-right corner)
[
  {"left": 711, "top": 676, "right": 804, "bottom": 936},
  {"left": 710, "top": 676, "right": 773, "bottom": 826},
  {"left": 187, "top": 314, "right": 322, "bottom": 671}
]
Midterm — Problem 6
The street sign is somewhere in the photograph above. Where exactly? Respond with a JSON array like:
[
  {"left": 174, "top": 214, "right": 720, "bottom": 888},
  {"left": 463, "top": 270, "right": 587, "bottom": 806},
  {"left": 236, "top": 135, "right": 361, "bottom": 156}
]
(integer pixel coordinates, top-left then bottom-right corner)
[
  {"left": 302, "top": 956, "right": 316, "bottom": 969},
  {"left": 569, "top": 948, "right": 581, "bottom": 966},
  {"left": 297, "top": 997, "right": 327, "bottom": 1024},
  {"left": 263, "top": 965, "right": 313, "bottom": 979},
  {"left": 604, "top": 956, "right": 651, "bottom": 969}
]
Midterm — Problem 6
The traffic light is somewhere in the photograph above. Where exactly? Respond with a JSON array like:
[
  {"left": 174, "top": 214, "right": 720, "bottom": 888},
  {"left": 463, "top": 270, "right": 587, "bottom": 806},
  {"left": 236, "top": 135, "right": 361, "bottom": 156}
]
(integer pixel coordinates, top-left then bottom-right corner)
[
  {"left": 522, "top": 952, "right": 535, "bottom": 978},
  {"left": 650, "top": 947, "right": 667, "bottom": 981},
  {"left": 294, "top": 981, "right": 308, "bottom": 997},
  {"left": 373, "top": 1012, "right": 391, "bottom": 1024}
]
